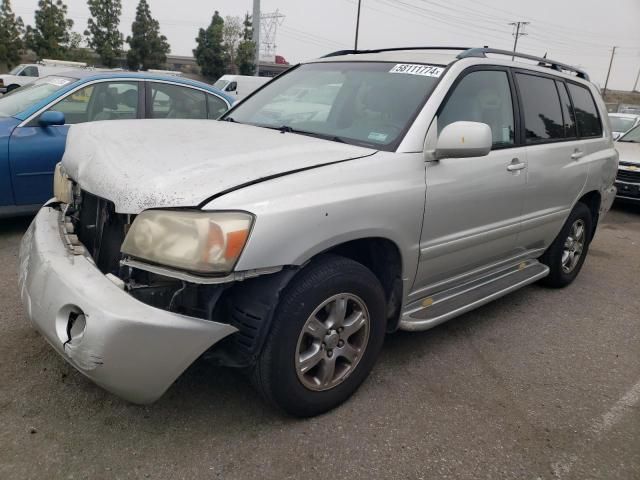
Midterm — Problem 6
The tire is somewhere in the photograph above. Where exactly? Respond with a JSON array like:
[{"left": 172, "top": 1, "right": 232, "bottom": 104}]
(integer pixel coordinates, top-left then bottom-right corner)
[
  {"left": 538, "top": 202, "right": 593, "bottom": 288},
  {"left": 5, "top": 85, "right": 19, "bottom": 93},
  {"left": 251, "top": 254, "right": 387, "bottom": 417}
]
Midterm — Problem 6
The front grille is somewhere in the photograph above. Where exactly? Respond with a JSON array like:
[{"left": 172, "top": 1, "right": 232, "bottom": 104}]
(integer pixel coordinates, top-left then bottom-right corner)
[
  {"left": 617, "top": 168, "right": 640, "bottom": 184},
  {"left": 73, "top": 191, "right": 129, "bottom": 275}
]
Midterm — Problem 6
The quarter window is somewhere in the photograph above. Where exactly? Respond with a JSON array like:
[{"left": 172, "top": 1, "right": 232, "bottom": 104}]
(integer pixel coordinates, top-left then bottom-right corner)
[
  {"left": 207, "top": 94, "right": 228, "bottom": 119},
  {"left": 567, "top": 83, "right": 602, "bottom": 137},
  {"left": 438, "top": 70, "right": 515, "bottom": 147},
  {"left": 515, "top": 73, "right": 565, "bottom": 143}
]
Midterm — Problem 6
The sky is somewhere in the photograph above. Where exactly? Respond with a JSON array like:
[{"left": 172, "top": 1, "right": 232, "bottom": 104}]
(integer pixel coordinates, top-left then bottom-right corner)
[{"left": 11, "top": 0, "right": 640, "bottom": 91}]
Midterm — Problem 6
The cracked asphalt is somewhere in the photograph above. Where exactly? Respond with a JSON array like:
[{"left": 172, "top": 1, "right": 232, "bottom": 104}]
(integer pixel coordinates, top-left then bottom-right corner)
[{"left": 0, "top": 203, "right": 639, "bottom": 480}]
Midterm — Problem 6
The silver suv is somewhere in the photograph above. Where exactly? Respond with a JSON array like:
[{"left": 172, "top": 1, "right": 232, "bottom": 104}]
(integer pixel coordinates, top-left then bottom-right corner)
[{"left": 19, "top": 47, "right": 618, "bottom": 417}]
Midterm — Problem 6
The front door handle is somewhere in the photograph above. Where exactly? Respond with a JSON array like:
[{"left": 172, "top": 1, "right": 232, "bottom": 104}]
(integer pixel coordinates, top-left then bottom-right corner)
[
  {"left": 507, "top": 159, "right": 526, "bottom": 172},
  {"left": 571, "top": 149, "right": 584, "bottom": 160}
]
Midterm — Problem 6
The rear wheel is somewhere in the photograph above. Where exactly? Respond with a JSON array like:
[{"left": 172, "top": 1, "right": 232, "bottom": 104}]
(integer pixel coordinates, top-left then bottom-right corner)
[
  {"left": 539, "top": 202, "right": 593, "bottom": 288},
  {"left": 5, "top": 84, "right": 19, "bottom": 93},
  {"left": 251, "top": 255, "right": 386, "bottom": 417}
]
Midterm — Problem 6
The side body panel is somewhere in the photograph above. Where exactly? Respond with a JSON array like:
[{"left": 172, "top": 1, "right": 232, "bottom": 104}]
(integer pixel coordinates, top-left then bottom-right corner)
[
  {"left": 415, "top": 148, "right": 526, "bottom": 294},
  {"left": 0, "top": 118, "right": 20, "bottom": 206},
  {"left": 8, "top": 124, "right": 69, "bottom": 205}
]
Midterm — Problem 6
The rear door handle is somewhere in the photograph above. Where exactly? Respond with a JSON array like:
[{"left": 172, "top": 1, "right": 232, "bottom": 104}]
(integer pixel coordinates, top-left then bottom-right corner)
[
  {"left": 507, "top": 159, "right": 526, "bottom": 172},
  {"left": 571, "top": 149, "right": 584, "bottom": 160}
]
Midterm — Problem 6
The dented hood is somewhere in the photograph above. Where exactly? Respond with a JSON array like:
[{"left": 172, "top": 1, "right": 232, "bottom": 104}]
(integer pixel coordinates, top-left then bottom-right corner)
[{"left": 63, "top": 119, "right": 376, "bottom": 213}]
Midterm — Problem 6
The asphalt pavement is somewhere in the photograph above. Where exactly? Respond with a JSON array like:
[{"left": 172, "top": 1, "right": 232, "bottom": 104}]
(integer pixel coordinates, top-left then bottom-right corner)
[{"left": 0, "top": 204, "right": 638, "bottom": 480}]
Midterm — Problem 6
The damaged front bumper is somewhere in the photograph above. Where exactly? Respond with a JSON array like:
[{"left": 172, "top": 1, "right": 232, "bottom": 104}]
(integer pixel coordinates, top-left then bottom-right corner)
[{"left": 18, "top": 205, "right": 238, "bottom": 404}]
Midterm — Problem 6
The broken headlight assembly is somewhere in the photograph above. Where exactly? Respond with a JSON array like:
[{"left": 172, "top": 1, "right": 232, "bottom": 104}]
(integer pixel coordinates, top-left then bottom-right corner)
[
  {"left": 53, "top": 163, "right": 74, "bottom": 204},
  {"left": 121, "top": 210, "right": 254, "bottom": 274}
]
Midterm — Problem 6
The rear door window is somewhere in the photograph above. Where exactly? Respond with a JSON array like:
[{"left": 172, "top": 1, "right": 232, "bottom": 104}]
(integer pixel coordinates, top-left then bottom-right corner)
[
  {"left": 515, "top": 73, "right": 565, "bottom": 143},
  {"left": 150, "top": 83, "right": 207, "bottom": 119},
  {"left": 567, "top": 83, "right": 603, "bottom": 138},
  {"left": 556, "top": 81, "right": 577, "bottom": 138}
]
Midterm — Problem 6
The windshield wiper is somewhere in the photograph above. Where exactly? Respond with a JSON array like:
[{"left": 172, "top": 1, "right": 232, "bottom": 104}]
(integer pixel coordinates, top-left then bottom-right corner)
[{"left": 274, "top": 125, "right": 347, "bottom": 144}]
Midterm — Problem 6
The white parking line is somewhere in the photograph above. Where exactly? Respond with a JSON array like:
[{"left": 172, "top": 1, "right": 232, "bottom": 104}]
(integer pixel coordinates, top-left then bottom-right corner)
[{"left": 551, "top": 379, "right": 640, "bottom": 478}]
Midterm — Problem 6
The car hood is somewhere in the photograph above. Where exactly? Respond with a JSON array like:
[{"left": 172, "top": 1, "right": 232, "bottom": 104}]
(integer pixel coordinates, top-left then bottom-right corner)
[
  {"left": 616, "top": 141, "right": 640, "bottom": 166},
  {"left": 63, "top": 119, "right": 377, "bottom": 213}
]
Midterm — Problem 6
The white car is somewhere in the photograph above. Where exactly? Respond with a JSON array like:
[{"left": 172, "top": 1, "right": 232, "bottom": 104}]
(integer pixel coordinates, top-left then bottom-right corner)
[
  {"left": 0, "top": 60, "right": 88, "bottom": 94},
  {"left": 608, "top": 113, "right": 640, "bottom": 140}
]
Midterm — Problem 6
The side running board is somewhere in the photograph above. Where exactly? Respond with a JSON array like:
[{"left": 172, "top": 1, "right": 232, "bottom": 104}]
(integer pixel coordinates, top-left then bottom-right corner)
[{"left": 399, "top": 259, "right": 549, "bottom": 332}]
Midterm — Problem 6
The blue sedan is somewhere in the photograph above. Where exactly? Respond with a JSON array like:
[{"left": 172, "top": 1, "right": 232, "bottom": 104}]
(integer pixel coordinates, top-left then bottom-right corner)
[{"left": 0, "top": 70, "right": 233, "bottom": 217}]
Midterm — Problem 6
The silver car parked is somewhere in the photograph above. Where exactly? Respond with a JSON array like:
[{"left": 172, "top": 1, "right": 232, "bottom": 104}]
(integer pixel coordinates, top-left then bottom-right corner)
[{"left": 19, "top": 47, "right": 618, "bottom": 417}]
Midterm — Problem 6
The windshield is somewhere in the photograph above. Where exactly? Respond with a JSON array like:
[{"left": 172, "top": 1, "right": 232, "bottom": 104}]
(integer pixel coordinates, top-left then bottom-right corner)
[
  {"left": 214, "top": 79, "right": 229, "bottom": 90},
  {"left": 225, "top": 61, "right": 444, "bottom": 150},
  {"left": 8, "top": 66, "right": 22, "bottom": 75},
  {"left": 619, "top": 125, "right": 640, "bottom": 143},
  {"left": 0, "top": 75, "right": 76, "bottom": 117},
  {"left": 609, "top": 116, "right": 636, "bottom": 132}
]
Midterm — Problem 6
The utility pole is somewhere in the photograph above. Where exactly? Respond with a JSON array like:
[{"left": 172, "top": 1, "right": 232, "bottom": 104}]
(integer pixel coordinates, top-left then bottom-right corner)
[
  {"left": 603, "top": 46, "right": 617, "bottom": 96},
  {"left": 252, "top": 0, "right": 260, "bottom": 76},
  {"left": 509, "top": 21, "right": 530, "bottom": 60},
  {"left": 354, "top": 0, "right": 362, "bottom": 51},
  {"left": 633, "top": 64, "right": 640, "bottom": 92}
]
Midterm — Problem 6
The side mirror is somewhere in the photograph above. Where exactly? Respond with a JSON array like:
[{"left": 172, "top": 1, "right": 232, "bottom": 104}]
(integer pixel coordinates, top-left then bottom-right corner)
[
  {"left": 434, "top": 121, "right": 492, "bottom": 160},
  {"left": 39, "top": 111, "right": 66, "bottom": 127}
]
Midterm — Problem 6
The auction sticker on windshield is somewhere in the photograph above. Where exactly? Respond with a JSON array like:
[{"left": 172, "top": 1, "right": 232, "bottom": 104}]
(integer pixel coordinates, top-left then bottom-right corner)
[{"left": 389, "top": 64, "right": 444, "bottom": 77}]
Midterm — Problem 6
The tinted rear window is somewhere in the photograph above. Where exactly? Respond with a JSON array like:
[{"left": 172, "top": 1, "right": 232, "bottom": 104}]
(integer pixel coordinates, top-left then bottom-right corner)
[
  {"left": 567, "top": 83, "right": 602, "bottom": 137},
  {"left": 516, "top": 73, "right": 565, "bottom": 143},
  {"left": 556, "top": 81, "right": 577, "bottom": 138}
]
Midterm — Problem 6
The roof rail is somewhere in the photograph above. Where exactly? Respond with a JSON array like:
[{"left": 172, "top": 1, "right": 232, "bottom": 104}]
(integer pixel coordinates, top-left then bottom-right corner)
[
  {"left": 322, "top": 46, "right": 473, "bottom": 58},
  {"left": 457, "top": 47, "right": 589, "bottom": 80}
]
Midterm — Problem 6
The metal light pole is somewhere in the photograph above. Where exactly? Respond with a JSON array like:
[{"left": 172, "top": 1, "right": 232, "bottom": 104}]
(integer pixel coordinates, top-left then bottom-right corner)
[
  {"left": 354, "top": 0, "right": 362, "bottom": 51},
  {"left": 252, "top": 0, "right": 261, "bottom": 76}
]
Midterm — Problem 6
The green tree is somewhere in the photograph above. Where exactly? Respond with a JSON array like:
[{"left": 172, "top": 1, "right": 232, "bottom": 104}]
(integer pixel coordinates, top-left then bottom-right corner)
[
  {"left": 0, "top": 0, "right": 24, "bottom": 69},
  {"left": 85, "top": 0, "right": 123, "bottom": 68},
  {"left": 193, "top": 11, "right": 225, "bottom": 80},
  {"left": 222, "top": 15, "right": 242, "bottom": 74},
  {"left": 65, "top": 31, "right": 92, "bottom": 63},
  {"left": 126, "top": 0, "right": 169, "bottom": 71},
  {"left": 25, "top": 0, "right": 74, "bottom": 59},
  {"left": 236, "top": 13, "right": 255, "bottom": 76}
]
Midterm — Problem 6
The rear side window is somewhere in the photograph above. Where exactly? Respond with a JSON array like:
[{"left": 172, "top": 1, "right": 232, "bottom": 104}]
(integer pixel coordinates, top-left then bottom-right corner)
[
  {"left": 567, "top": 83, "right": 602, "bottom": 138},
  {"left": 515, "top": 73, "right": 565, "bottom": 143},
  {"left": 438, "top": 70, "right": 515, "bottom": 148},
  {"left": 556, "top": 81, "right": 577, "bottom": 138}
]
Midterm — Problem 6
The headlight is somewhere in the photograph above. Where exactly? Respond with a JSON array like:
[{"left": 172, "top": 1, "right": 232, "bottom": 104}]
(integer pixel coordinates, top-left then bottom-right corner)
[
  {"left": 53, "top": 163, "right": 73, "bottom": 204},
  {"left": 121, "top": 210, "right": 253, "bottom": 274}
]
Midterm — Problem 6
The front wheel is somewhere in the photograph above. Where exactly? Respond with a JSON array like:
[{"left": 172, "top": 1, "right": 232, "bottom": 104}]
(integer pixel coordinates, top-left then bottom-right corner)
[
  {"left": 539, "top": 202, "right": 593, "bottom": 288},
  {"left": 251, "top": 255, "right": 387, "bottom": 417}
]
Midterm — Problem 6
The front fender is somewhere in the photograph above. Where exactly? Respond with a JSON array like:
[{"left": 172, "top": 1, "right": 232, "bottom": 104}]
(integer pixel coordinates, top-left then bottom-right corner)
[{"left": 202, "top": 151, "right": 427, "bottom": 289}]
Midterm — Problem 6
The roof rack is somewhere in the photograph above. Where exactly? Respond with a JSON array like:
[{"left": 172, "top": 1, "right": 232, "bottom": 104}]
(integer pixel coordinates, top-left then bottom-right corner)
[
  {"left": 322, "top": 46, "right": 473, "bottom": 58},
  {"left": 457, "top": 47, "right": 589, "bottom": 80}
]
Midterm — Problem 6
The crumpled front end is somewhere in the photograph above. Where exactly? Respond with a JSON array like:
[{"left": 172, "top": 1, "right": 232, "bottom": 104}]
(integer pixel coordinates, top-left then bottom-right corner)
[{"left": 18, "top": 205, "right": 237, "bottom": 404}]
